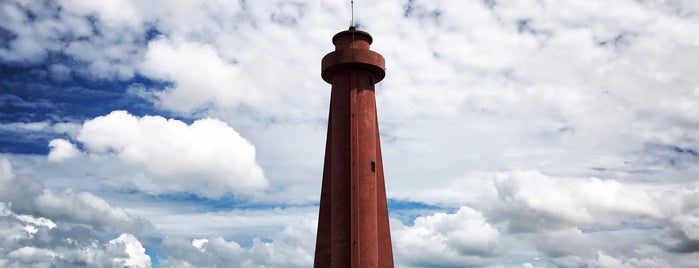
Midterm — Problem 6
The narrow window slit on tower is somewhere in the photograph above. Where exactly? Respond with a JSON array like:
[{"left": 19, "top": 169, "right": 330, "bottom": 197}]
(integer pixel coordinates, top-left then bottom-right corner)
[{"left": 371, "top": 161, "right": 376, "bottom": 172}]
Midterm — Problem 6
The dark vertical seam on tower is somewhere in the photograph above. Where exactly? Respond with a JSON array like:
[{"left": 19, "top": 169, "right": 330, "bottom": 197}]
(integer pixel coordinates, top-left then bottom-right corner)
[{"left": 350, "top": 68, "right": 358, "bottom": 267}]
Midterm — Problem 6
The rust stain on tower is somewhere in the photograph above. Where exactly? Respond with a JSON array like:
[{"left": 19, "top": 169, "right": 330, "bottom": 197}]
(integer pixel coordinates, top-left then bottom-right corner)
[{"left": 314, "top": 26, "right": 394, "bottom": 268}]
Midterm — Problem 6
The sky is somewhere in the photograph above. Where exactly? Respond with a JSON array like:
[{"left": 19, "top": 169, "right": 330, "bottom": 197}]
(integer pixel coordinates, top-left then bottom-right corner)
[{"left": 1, "top": 0, "right": 699, "bottom": 267}]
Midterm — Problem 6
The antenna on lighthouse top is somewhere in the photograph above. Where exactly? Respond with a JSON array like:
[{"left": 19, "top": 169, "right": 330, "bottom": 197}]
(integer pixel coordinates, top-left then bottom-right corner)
[{"left": 350, "top": 0, "right": 355, "bottom": 28}]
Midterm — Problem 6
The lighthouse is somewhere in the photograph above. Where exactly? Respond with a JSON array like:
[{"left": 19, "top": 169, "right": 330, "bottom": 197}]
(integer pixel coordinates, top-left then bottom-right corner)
[{"left": 313, "top": 26, "right": 394, "bottom": 268}]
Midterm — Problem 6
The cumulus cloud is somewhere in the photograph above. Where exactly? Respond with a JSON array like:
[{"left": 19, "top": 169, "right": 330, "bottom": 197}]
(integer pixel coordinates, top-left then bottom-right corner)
[
  {"left": 160, "top": 223, "right": 315, "bottom": 267},
  {"left": 137, "top": 38, "right": 284, "bottom": 114},
  {"left": 0, "top": 159, "right": 151, "bottom": 267},
  {"left": 125, "top": 200, "right": 507, "bottom": 268},
  {"left": 47, "top": 139, "right": 81, "bottom": 162},
  {"left": 157, "top": 207, "right": 504, "bottom": 268},
  {"left": 493, "top": 170, "right": 664, "bottom": 232},
  {"left": 0, "top": 158, "right": 147, "bottom": 233},
  {"left": 592, "top": 251, "right": 670, "bottom": 268},
  {"left": 50, "top": 110, "right": 267, "bottom": 197},
  {"left": 657, "top": 186, "right": 699, "bottom": 254},
  {"left": 485, "top": 170, "right": 699, "bottom": 265},
  {"left": 160, "top": 236, "right": 246, "bottom": 268},
  {"left": 36, "top": 189, "right": 148, "bottom": 233},
  {"left": 518, "top": 227, "right": 678, "bottom": 267},
  {"left": 106, "top": 233, "right": 151, "bottom": 268},
  {"left": 16, "top": 214, "right": 57, "bottom": 231},
  {"left": 393, "top": 206, "right": 501, "bottom": 267},
  {"left": 0, "top": 232, "right": 151, "bottom": 268}
]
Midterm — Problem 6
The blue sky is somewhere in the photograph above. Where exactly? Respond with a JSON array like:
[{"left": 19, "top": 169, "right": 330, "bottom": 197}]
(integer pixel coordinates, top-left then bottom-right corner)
[{"left": 1, "top": 0, "right": 699, "bottom": 267}]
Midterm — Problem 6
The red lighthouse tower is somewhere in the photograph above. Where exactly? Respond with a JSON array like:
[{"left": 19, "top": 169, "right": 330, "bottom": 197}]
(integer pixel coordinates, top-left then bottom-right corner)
[{"left": 314, "top": 26, "right": 394, "bottom": 268}]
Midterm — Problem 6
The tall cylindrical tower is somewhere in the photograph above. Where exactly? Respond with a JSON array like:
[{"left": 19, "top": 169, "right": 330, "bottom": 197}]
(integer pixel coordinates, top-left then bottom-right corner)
[{"left": 314, "top": 26, "right": 394, "bottom": 268}]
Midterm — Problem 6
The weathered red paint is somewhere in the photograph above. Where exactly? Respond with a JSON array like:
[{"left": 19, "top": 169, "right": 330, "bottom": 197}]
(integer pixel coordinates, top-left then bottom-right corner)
[{"left": 314, "top": 27, "right": 394, "bottom": 268}]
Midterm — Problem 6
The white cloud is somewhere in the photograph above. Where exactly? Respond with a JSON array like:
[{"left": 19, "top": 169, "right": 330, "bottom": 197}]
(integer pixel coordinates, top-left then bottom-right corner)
[
  {"left": 6, "top": 247, "right": 58, "bottom": 264},
  {"left": 60, "top": 110, "right": 267, "bottom": 197},
  {"left": 160, "top": 236, "right": 245, "bottom": 268},
  {"left": 658, "top": 186, "right": 699, "bottom": 253},
  {"left": 0, "top": 158, "right": 13, "bottom": 182},
  {"left": 35, "top": 189, "right": 146, "bottom": 233},
  {"left": 493, "top": 170, "right": 663, "bottom": 231},
  {"left": 0, "top": 1, "right": 58, "bottom": 62},
  {"left": 0, "top": 0, "right": 145, "bottom": 78},
  {"left": 135, "top": 32, "right": 319, "bottom": 117},
  {"left": 159, "top": 221, "right": 315, "bottom": 268},
  {"left": 393, "top": 206, "right": 501, "bottom": 267},
  {"left": 0, "top": 158, "right": 152, "bottom": 267},
  {"left": 483, "top": 170, "right": 699, "bottom": 265},
  {"left": 0, "top": 122, "right": 82, "bottom": 136},
  {"left": 0, "top": 122, "right": 51, "bottom": 132},
  {"left": 593, "top": 251, "right": 670, "bottom": 268},
  {"left": 58, "top": 0, "right": 142, "bottom": 27},
  {"left": 106, "top": 233, "right": 152, "bottom": 268},
  {"left": 0, "top": 158, "right": 147, "bottom": 233},
  {"left": 138, "top": 37, "right": 276, "bottom": 114},
  {"left": 158, "top": 207, "right": 506, "bottom": 268},
  {"left": 124, "top": 206, "right": 316, "bottom": 239},
  {"left": 518, "top": 228, "right": 678, "bottom": 267},
  {"left": 1, "top": 234, "right": 151, "bottom": 268},
  {"left": 16, "top": 214, "right": 56, "bottom": 230},
  {"left": 47, "top": 139, "right": 80, "bottom": 162}
]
